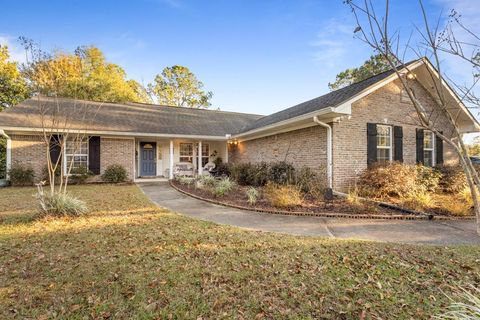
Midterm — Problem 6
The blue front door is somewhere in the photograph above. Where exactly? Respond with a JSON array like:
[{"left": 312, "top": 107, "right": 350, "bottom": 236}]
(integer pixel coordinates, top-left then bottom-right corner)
[{"left": 140, "top": 142, "right": 156, "bottom": 176}]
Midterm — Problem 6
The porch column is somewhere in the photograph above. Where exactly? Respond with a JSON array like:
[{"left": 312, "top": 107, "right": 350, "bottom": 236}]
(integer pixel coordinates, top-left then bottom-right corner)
[
  {"left": 225, "top": 142, "right": 229, "bottom": 163},
  {"left": 6, "top": 137, "right": 11, "bottom": 179},
  {"left": 169, "top": 140, "right": 174, "bottom": 180},
  {"left": 198, "top": 141, "right": 203, "bottom": 175}
]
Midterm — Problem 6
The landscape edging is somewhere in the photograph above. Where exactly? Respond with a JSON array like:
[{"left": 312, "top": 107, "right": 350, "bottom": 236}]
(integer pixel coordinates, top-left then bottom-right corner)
[{"left": 170, "top": 181, "right": 474, "bottom": 221}]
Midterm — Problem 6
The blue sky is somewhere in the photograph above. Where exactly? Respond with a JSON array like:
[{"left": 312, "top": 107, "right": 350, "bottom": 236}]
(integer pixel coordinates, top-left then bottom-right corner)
[{"left": 0, "top": 0, "right": 478, "bottom": 119}]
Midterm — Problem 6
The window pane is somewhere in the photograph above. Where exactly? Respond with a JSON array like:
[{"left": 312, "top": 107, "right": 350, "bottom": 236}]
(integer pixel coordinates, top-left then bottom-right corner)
[
  {"left": 377, "top": 148, "right": 391, "bottom": 164},
  {"left": 424, "top": 131, "right": 433, "bottom": 149},
  {"left": 424, "top": 150, "right": 433, "bottom": 167},
  {"left": 376, "top": 125, "right": 391, "bottom": 147}
]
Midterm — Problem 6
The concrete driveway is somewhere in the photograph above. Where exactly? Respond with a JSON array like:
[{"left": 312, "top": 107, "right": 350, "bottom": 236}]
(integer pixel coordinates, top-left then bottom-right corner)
[{"left": 138, "top": 182, "right": 480, "bottom": 246}]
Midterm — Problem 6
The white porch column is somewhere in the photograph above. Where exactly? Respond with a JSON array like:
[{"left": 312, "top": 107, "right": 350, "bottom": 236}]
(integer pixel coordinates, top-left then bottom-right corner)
[
  {"left": 169, "top": 140, "right": 174, "bottom": 180},
  {"left": 225, "top": 142, "right": 229, "bottom": 163},
  {"left": 6, "top": 137, "right": 11, "bottom": 179},
  {"left": 198, "top": 141, "right": 203, "bottom": 175}
]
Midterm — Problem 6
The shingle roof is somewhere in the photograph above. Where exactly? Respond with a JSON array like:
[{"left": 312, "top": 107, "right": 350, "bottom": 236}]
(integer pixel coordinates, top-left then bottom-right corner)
[
  {"left": 236, "top": 60, "right": 418, "bottom": 134},
  {"left": 0, "top": 97, "right": 263, "bottom": 137}
]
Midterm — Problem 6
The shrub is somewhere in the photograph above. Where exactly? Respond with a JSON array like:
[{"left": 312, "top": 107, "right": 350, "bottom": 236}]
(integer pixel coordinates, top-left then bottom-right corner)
[
  {"left": 416, "top": 165, "right": 441, "bottom": 192},
  {"left": 264, "top": 182, "right": 302, "bottom": 208},
  {"left": 8, "top": 165, "right": 35, "bottom": 186},
  {"left": 246, "top": 187, "right": 259, "bottom": 205},
  {"left": 0, "top": 138, "right": 6, "bottom": 179},
  {"left": 101, "top": 164, "right": 127, "bottom": 183},
  {"left": 438, "top": 166, "right": 467, "bottom": 193},
  {"left": 196, "top": 174, "right": 216, "bottom": 189},
  {"left": 213, "top": 177, "right": 235, "bottom": 197},
  {"left": 69, "top": 166, "right": 93, "bottom": 184},
  {"left": 346, "top": 186, "right": 362, "bottom": 206},
  {"left": 229, "top": 162, "right": 269, "bottom": 186},
  {"left": 36, "top": 185, "right": 88, "bottom": 217},
  {"left": 268, "top": 161, "right": 295, "bottom": 185},
  {"left": 293, "top": 166, "right": 327, "bottom": 198},
  {"left": 216, "top": 163, "right": 231, "bottom": 177}
]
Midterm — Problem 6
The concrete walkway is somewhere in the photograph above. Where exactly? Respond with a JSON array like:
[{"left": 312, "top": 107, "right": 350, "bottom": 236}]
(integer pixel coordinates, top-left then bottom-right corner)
[{"left": 138, "top": 182, "right": 480, "bottom": 245}]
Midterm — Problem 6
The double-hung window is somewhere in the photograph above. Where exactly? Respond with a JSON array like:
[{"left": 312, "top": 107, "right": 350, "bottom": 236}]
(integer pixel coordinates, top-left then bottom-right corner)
[
  {"left": 376, "top": 125, "right": 392, "bottom": 164},
  {"left": 195, "top": 144, "right": 210, "bottom": 167},
  {"left": 179, "top": 143, "right": 194, "bottom": 163},
  {"left": 65, "top": 138, "right": 89, "bottom": 171},
  {"left": 423, "top": 131, "right": 435, "bottom": 167}
]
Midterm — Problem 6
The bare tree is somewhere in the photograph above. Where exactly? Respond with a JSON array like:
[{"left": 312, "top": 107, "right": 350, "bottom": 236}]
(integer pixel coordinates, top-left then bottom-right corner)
[
  {"left": 20, "top": 39, "right": 101, "bottom": 197},
  {"left": 346, "top": 0, "right": 480, "bottom": 234}
]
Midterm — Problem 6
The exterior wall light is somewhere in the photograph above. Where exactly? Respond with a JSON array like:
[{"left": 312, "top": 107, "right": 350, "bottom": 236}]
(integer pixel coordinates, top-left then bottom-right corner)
[{"left": 406, "top": 73, "right": 415, "bottom": 80}]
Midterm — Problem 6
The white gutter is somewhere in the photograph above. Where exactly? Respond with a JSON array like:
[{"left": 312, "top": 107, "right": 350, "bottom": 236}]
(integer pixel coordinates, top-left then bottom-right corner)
[
  {"left": 313, "top": 116, "right": 332, "bottom": 189},
  {"left": 0, "top": 129, "right": 11, "bottom": 180}
]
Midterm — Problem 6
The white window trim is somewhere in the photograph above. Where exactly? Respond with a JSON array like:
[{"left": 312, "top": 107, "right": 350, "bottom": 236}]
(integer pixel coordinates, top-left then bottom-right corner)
[
  {"left": 63, "top": 138, "right": 89, "bottom": 174},
  {"left": 196, "top": 143, "right": 210, "bottom": 167},
  {"left": 424, "top": 130, "right": 436, "bottom": 167},
  {"left": 179, "top": 142, "right": 194, "bottom": 163},
  {"left": 376, "top": 124, "right": 393, "bottom": 163}
]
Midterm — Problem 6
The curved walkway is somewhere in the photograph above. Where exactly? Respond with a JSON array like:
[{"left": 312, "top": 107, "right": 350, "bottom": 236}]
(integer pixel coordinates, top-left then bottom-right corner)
[{"left": 138, "top": 182, "right": 480, "bottom": 245}]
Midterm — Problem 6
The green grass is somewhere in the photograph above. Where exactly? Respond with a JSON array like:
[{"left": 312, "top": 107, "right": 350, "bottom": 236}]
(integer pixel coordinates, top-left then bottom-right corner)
[{"left": 0, "top": 184, "right": 479, "bottom": 319}]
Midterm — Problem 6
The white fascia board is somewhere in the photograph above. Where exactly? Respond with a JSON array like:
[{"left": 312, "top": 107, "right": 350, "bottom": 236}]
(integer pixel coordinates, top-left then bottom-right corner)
[{"left": 0, "top": 126, "right": 227, "bottom": 141}]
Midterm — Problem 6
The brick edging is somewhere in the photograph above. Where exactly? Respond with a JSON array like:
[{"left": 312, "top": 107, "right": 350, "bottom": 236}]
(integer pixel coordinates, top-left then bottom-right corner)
[{"left": 170, "top": 182, "right": 473, "bottom": 221}]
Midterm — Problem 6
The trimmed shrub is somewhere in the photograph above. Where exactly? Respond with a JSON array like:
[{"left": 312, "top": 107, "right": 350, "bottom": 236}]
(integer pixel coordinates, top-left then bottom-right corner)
[
  {"left": 293, "top": 166, "right": 327, "bottom": 198},
  {"left": 229, "top": 162, "right": 269, "bottom": 186},
  {"left": 101, "top": 164, "right": 128, "bottom": 183},
  {"left": 268, "top": 161, "right": 295, "bottom": 185},
  {"left": 8, "top": 165, "right": 35, "bottom": 186},
  {"left": 438, "top": 165, "right": 467, "bottom": 193},
  {"left": 213, "top": 177, "right": 235, "bottom": 197},
  {"left": 37, "top": 191, "right": 88, "bottom": 216},
  {"left": 246, "top": 187, "right": 259, "bottom": 205},
  {"left": 264, "top": 182, "right": 302, "bottom": 208},
  {"left": 69, "top": 166, "right": 93, "bottom": 184}
]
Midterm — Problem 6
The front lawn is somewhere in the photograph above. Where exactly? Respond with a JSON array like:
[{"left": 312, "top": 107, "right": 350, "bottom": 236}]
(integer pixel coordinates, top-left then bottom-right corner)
[{"left": 0, "top": 184, "right": 479, "bottom": 319}]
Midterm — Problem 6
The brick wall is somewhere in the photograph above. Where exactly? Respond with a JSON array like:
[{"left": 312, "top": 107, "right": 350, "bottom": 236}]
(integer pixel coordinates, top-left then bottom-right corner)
[
  {"left": 10, "top": 135, "right": 47, "bottom": 181},
  {"left": 332, "top": 78, "right": 459, "bottom": 191},
  {"left": 229, "top": 126, "right": 328, "bottom": 176},
  {"left": 100, "top": 137, "right": 134, "bottom": 181}
]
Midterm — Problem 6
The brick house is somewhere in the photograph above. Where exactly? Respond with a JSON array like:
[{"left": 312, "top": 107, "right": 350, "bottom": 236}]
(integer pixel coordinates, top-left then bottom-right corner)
[{"left": 0, "top": 58, "right": 478, "bottom": 191}]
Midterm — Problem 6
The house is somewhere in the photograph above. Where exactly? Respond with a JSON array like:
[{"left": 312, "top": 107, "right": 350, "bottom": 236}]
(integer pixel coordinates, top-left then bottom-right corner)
[{"left": 0, "top": 58, "right": 478, "bottom": 191}]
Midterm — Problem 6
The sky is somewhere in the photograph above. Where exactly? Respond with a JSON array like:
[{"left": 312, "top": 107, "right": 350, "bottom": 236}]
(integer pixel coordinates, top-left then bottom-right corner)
[{"left": 0, "top": 0, "right": 479, "bottom": 125}]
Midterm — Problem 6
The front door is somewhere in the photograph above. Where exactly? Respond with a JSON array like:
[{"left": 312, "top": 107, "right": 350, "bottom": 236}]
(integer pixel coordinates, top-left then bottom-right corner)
[{"left": 140, "top": 142, "right": 156, "bottom": 176}]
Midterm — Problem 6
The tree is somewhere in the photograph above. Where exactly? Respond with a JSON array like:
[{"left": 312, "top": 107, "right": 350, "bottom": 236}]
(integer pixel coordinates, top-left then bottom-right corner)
[
  {"left": 467, "top": 136, "right": 480, "bottom": 156},
  {"left": 0, "top": 45, "right": 30, "bottom": 110},
  {"left": 328, "top": 54, "right": 392, "bottom": 90},
  {"left": 148, "top": 65, "right": 212, "bottom": 108},
  {"left": 346, "top": 0, "right": 480, "bottom": 234},
  {"left": 22, "top": 43, "right": 149, "bottom": 103}
]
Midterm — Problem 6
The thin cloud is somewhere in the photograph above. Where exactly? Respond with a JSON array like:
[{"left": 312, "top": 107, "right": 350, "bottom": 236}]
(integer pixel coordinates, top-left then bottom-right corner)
[{"left": 0, "top": 35, "right": 26, "bottom": 64}]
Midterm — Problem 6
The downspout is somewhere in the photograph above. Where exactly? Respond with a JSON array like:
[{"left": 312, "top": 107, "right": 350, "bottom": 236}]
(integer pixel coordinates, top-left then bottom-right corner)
[
  {"left": 313, "top": 117, "right": 333, "bottom": 189},
  {"left": 0, "top": 129, "right": 11, "bottom": 180}
]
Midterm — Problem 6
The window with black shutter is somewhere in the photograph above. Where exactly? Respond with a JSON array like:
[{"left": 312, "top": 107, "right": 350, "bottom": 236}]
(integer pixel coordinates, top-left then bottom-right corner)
[
  {"left": 367, "top": 123, "right": 377, "bottom": 166},
  {"left": 88, "top": 136, "right": 101, "bottom": 175},
  {"left": 393, "top": 126, "right": 403, "bottom": 162},
  {"left": 416, "top": 128, "right": 424, "bottom": 164},
  {"left": 436, "top": 132, "right": 444, "bottom": 166}
]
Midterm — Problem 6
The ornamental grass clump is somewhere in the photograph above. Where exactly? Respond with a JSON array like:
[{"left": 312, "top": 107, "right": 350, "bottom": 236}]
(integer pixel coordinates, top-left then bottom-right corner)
[
  {"left": 213, "top": 177, "right": 235, "bottom": 197},
  {"left": 246, "top": 187, "right": 259, "bottom": 205},
  {"left": 264, "top": 182, "right": 302, "bottom": 208},
  {"left": 196, "top": 174, "right": 216, "bottom": 189},
  {"left": 36, "top": 183, "right": 88, "bottom": 217}
]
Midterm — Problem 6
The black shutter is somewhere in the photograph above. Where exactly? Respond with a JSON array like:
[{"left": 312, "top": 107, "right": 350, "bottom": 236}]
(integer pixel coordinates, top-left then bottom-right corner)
[
  {"left": 436, "top": 131, "right": 444, "bottom": 166},
  {"left": 88, "top": 136, "right": 101, "bottom": 175},
  {"left": 416, "top": 128, "right": 424, "bottom": 164},
  {"left": 367, "top": 123, "right": 377, "bottom": 166},
  {"left": 49, "top": 135, "right": 62, "bottom": 165},
  {"left": 393, "top": 126, "right": 403, "bottom": 162}
]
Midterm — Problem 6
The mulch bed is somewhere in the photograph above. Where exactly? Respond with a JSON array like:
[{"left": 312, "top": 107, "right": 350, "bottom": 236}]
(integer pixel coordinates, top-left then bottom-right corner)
[{"left": 171, "top": 181, "right": 423, "bottom": 219}]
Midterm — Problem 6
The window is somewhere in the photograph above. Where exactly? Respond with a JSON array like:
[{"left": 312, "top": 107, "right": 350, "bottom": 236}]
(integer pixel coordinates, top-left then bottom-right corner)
[
  {"left": 179, "top": 143, "right": 194, "bottom": 163},
  {"left": 195, "top": 144, "right": 210, "bottom": 167},
  {"left": 65, "top": 138, "right": 88, "bottom": 171},
  {"left": 376, "top": 125, "right": 392, "bottom": 164},
  {"left": 424, "top": 131, "right": 435, "bottom": 167}
]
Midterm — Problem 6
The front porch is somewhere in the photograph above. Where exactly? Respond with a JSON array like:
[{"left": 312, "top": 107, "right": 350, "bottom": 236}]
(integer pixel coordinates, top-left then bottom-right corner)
[{"left": 133, "top": 138, "right": 228, "bottom": 181}]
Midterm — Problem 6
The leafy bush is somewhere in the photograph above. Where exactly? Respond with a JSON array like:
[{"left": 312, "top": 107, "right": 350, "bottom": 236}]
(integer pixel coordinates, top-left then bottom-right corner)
[
  {"left": 8, "top": 165, "right": 35, "bottom": 186},
  {"left": 416, "top": 165, "right": 441, "bottom": 192},
  {"left": 0, "top": 138, "right": 6, "bottom": 180},
  {"left": 213, "top": 177, "right": 235, "bottom": 197},
  {"left": 268, "top": 161, "right": 295, "bottom": 185},
  {"left": 69, "top": 166, "right": 93, "bottom": 184},
  {"left": 264, "top": 182, "right": 302, "bottom": 208},
  {"left": 246, "top": 187, "right": 259, "bottom": 205},
  {"left": 229, "top": 162, "right": 269, "bottom": 186},
  {"left": 101, "top": 164, "right": 128, "bottom": 183},
  {"left": 196, "top": 174, "right": 216, "bottom": 189},
  {"left": 438, "top": 166, "right": 467, "bottom": 193},
  {"left": 216, "top": 163, "right": 231, "bottom": 177},
  {"left": 36, "top": 185, "right": 88, "bottom": 216}
]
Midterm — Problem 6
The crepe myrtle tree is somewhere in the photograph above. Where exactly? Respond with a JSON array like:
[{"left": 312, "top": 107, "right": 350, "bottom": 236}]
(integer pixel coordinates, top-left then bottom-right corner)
[
  {"left": 346, "top": 0, "right": 480, "bottom": 234},
  {"left": 20, "top": 38, "right": 101, "bottom": 196}
]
